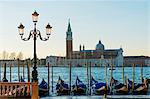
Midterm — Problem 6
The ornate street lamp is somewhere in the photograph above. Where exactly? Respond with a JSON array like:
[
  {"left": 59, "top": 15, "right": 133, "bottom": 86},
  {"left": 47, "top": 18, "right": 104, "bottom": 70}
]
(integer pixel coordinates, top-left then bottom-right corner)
[{"left": 18, "top": 11, "right": 52, "bottom": 82}]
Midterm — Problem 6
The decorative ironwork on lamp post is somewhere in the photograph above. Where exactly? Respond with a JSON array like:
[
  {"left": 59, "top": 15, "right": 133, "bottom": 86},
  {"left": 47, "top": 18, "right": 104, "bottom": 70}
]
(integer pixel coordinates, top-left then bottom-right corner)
[{"left": 18, "top": 11, "right": 52, "bottom": 82}]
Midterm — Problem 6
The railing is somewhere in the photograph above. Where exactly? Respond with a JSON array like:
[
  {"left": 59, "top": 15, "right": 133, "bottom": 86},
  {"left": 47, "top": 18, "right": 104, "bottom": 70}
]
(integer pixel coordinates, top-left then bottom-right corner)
[
  {"left": 0, "top": 82, "right": 38, "bottom": 99},
  {"left": 0, "top": 82, "right": 32, "bottom": 98}
]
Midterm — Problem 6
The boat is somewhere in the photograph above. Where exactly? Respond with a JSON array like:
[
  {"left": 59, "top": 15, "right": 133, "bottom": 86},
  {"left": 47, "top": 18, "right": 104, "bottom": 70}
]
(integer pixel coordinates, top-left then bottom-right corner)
[
  {"left": 76, "top": 64, "right": 82, "bottom": 67},
  {"left": 56, "top": 76, "right": 70, "bottom": 95},
  {"left": 39, "top": 79, "right": 49, "bottom": 97},
  {"left": 20, "top": 76, "right": 25, "bottom": 82},
  {"left": 108, "top": 68, "right": 115, "bottom": 70},
  {"left": 72, "top": 76, "right": 86, "bottom": 95},
  {"left": 128, "top": 78, "right": 148, "bottom": 95},
  {"left": 91, "top": 76, "right": 109, "bottom": 95},
  {"left": 110, "top": 77, "right": 129, "bottom": 95}
]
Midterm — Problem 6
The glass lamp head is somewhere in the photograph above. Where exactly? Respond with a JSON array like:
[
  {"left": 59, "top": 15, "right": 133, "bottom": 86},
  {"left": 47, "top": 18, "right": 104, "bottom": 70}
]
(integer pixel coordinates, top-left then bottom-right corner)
[
  {"left": 32, "top": 11, "right": 39, "bottom": 22},
  {"left": 18, "top": 23, "right": 24, "bottom": 35},
  {"left": 46, "top": 23, "right": 52, "bottom": 35}
]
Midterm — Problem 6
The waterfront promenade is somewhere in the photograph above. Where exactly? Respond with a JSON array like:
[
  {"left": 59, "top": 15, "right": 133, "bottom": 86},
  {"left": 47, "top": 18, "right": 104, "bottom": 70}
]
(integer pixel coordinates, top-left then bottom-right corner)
[
  {"left": 41, "top": 95, "right": 150, "bottom": 99},
  {"left": 0, "top": 66, "right": 150, "bottom": 98}
]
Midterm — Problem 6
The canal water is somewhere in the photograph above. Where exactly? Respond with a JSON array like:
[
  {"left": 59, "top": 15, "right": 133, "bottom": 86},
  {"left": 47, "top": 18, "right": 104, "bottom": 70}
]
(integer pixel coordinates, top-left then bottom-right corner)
[{"left": 0, "top": 66, "right": 150, "bottom": 96}]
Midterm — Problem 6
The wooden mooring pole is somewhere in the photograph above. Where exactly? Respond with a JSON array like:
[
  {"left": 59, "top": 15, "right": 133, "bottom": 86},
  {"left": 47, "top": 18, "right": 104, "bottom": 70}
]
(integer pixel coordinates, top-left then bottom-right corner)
[
  {"left": 18, "top": 59, "right": 20, "bottom": 82},
  {"left": 69, "top": 62, "right": 72, "bottom": 95},
  {"left": 48, "top": 62, "right": 50, "bottom": 95},
  {"left": 105, "top": 63, "right": 108, "bottom": 96},
  {"left": 110, "top": 57, "right": 113, "bottom": 94},
  {"left": 125, "top": 76, "right": 128, "bottom": 90},
  {"left": 2, "top": 63, "right": 8, "bottom": 82},
  {"left": 0, "top": 61, "right": 2, "bottom": 82},
  {"left": 89, "top": 61, "right": 92, "bottom": 95},
  {"left": 86, "top": 61, "right": 89, "bottom": 95},
  {"left": 105, "top": 64, "right": 108, "bottom": 83},
  {"left": 132, "top": 64, "right": 135, "bottom": 94},
  {"left": 10, "top": 63, "right": 12, "bottom": 82},
  {"left": 23, "top": 63, "right": 25, "bottom": 80},
  {"left": 122, "top": 64, "right": 124, "bottom": 84},
  {"left": 27, "top": 63, "right": 30, "bottom": 82},
  {"left": 51, "top": 63, "right": 54, "bottom": 93},
  {"left": 140, "top": 64, "right": 143, "bottom": 83}
]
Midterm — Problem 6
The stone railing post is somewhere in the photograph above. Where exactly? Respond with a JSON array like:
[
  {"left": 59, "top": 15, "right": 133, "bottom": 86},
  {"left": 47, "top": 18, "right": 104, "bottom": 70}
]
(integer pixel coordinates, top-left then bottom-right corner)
[{"left": 32, "top": 82, "right": 39, "bottom": 99}]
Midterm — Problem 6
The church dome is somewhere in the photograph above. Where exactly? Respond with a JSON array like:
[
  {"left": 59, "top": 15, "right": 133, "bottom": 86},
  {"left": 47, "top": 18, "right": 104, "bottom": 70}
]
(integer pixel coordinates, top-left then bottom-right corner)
[{"left": 96, "top": 40, "right": 105, "bottom": 51}]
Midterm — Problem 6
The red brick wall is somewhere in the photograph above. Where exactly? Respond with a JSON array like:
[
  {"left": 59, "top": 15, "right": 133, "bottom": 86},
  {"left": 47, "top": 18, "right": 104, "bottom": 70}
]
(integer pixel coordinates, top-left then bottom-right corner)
[{"left": 66, "top": 40, "right": 72, "bottom": 59}]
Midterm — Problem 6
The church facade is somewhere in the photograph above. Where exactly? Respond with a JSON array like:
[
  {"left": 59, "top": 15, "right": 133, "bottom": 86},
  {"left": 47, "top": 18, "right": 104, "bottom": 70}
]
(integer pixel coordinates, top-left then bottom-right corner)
[{"left": 46, "top": 21, "right": 123, "bottom": 67}]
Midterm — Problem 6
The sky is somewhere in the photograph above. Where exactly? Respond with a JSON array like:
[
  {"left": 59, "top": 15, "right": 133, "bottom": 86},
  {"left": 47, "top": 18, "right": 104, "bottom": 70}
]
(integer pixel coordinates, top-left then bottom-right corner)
[{"left": 0, "top": 0, "right": 149, "bottom": 59}]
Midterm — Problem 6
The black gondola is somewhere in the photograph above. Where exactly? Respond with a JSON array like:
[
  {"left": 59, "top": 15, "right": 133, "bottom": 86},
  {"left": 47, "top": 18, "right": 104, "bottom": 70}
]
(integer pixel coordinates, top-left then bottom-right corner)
[
  {"left": 56, "top": 76, "right": 70, "bottom": 95},
  {"left": 110, "top": 77, "right": 129, "bottom": 95},
  {"left": 39, "top": 79, "right": 49, "bottom": 97},
  {"left": 128, "top": 78, "right": 148, "bottom": 95},
  {"left": 91, "top": 77, "right": 109, "bottom": 95},
  {"left": 72, "top": 76, "right": 86, "bottom": 95}
]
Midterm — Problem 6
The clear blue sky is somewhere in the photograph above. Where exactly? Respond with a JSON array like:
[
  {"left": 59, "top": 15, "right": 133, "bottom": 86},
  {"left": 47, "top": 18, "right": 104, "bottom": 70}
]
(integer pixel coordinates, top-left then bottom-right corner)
[{"left": 0, "top": 0, "right": 149, "bottom": 59}]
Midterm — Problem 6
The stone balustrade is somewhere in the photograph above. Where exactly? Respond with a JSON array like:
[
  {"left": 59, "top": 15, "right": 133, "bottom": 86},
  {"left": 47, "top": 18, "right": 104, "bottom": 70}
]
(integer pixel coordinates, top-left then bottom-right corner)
[
  {"left": 0, "top": 61, "right": 39, "bottom": 99},
  {"left": 0, "top": 82, "right": 32, "bottom": 98}
]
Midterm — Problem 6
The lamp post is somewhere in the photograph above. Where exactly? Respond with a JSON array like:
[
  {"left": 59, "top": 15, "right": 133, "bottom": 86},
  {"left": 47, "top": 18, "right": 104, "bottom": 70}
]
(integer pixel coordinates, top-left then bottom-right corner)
[{"left": 18, "top": 11, "right": 52, "bottom": 82}]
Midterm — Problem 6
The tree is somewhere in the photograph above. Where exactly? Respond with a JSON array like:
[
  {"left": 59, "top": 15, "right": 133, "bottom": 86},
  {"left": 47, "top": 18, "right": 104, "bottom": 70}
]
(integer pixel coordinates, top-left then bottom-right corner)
[
  {"left": 17, "top": 52, "right": 23, "bottom": 60},
  {"left": 0, "top": 53, "right": 2, "bottom": 59},
  {"left": 2, "top": 51, "right": 9, "bottom": 60},
  {"left": 9, "top": 52, "right": 16, "bottom": 60}
]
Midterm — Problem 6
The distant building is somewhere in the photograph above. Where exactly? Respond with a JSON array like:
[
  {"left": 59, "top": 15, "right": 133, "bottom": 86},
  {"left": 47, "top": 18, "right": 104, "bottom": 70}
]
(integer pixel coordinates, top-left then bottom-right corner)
[
  {"left": 0, "top": 59, "right": 24, "bottom": 67},
  {"left": 124, "top": 56, "right": 150, "bottom": 66},
  {"left": 46, "top": 20, "right": 124, "bottom": 67},
  {"left": 46, "top": 56, "right": 66, "bottom": 66},
  {"left": 39, "top": 59, "right": 46, "bottom": 66}
]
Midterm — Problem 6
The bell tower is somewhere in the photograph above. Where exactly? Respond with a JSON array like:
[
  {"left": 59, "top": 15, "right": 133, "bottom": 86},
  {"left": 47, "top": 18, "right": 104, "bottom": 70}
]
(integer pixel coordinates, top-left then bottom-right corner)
[{"left": 66, "top": 19, "right": 73, "bottom": 59}]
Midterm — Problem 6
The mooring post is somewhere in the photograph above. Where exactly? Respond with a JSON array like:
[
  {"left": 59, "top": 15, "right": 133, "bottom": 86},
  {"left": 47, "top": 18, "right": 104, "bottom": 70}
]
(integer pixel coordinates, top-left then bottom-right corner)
[
  {"left": 23, "top": 63, "right": 25, "bottom": 80},
  {"left": 125, "top": 76, "right": 128, "bottom": 91},
  {"left": 10, "top": 63, "right": 12, "bottom": 82},
  {"left": 69, "top": 62, "right": 72, "bottom": 95},
  {"left": 27, "top": 63, "right": 30, "bottom": 82},
  {"left": 105, "top": 64, "right": 107, "bottom": 83},
  {"left": 122, "top": 64, "right": 124, "bottom": 84},
  {"left": 86, "top": 61, "right": 89, "bottom": 95},
  {"left": 89, "top": 61, "right": 92, "bottom": 95},
  {"left": 110, "top": 57, "right": 113, "bottom": 94},
  {"left": 105, "top": 63, "right": 108, "bottom": 96},
  {"left": 18, "top": 59, "right": 20, "bottom": 82},
  {"left": 2, "top": 63, "right": 8, "bottom": 82},
  {"left": 132, "top": 64, "right": 135, "bottom": 94},
  {"left": 52, "top": 63, "right": 54, "bottom": 93},
  {"left": 0, "top": 61, "right": 1, "bottom": 82},
  {"left": 48, "top": 62, "right": 50, "bottom": 95},
  {"left": 140, "top": 64, "right": 143, "bottom": 83}
]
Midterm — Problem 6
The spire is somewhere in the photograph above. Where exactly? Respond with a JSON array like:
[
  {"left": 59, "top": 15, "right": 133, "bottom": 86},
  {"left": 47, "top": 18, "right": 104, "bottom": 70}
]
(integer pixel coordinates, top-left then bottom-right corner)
[{"left": 67, "top": 19, "right": 72, "bottom": 32}]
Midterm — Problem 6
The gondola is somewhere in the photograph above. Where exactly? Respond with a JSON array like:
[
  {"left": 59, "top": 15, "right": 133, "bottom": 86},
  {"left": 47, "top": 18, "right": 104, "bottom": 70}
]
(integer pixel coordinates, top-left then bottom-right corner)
[
  {"left": 20, "top": 76, "right": 25, "bottom": 82},
  {"left": 91, "top": 76, "right": 109, "bottom": 95},
  {"left": 110, "top": 77, "right": 129, "bottom": 95},
  {"left": 39, "top": 79, "right": 49, "bottom": 97},
  {"left": 56, "top": 76, "right": 70, "bottom": 95},
  {"left": 128, "top": 78, "right": 148, "bottom": 95},
  {"left": 72, "top": 76, "right": 86, "bottom": 95},
  {"left": 108, "top": 67, "right": 115, "bottom": 70}
]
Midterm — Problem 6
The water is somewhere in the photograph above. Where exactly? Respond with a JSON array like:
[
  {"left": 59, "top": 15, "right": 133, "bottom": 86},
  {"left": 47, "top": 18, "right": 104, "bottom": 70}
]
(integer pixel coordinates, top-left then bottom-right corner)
[{"left": 0, "top": 66, "right": 150, "bottom": 96}]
